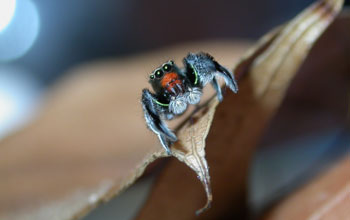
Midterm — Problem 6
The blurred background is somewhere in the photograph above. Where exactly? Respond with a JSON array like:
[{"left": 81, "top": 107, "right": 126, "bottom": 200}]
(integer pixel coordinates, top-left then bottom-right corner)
[
  {"left": 0, "top": 0, "right": 319, "bottom": 138},
  {"left": 0, "top": 0, "right": 349, "bottom": 219}
]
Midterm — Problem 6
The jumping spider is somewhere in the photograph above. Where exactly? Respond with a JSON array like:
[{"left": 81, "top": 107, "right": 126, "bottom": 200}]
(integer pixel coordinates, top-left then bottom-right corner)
[{"left": 142, "top": 52, "right": 238, "bottom": 155}]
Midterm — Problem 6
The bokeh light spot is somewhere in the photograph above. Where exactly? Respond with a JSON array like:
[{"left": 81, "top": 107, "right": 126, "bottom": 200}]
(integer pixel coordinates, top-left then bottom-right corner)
[
  {"left": 0, "top": 0, "right": 39, "bottom": 61},
  {"left": 0, "top": 0, "right": 16, "bottom": 32},
  {"left": 0, "top": 66, "right": 41, "bottom": 139},
  {"left": 0, "top": 94, "right": 14, "bottom": 125}
]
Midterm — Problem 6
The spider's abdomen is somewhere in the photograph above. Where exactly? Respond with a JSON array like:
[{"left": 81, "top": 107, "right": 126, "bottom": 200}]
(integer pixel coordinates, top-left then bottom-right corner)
[{"left": 161, "top": 72, "right": 184, "bottom": 96}]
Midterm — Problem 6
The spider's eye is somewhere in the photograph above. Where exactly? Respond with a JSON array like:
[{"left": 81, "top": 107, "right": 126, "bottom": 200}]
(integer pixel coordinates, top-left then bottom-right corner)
[
  {"left": 149, "top": 74, "right": 155, "bottom": 80},
  {"left": 163, "top": 64, "right": 171, "bottom": 71},
  {"left": 155, "top": 69, "right": 163, "bottom": 78}
]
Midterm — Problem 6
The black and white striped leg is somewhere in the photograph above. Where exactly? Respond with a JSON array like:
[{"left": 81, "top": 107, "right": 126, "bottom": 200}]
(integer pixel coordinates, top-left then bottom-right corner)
[
  {"left": 211, "top": 77, "right": 223, "bottom": 102},
  {"left": 158, "top": 134, "right": 173, "bottom": 155},
  {"left": 214, "top": 61, "right": 238, "bottom": 93},
  {"left": 141, "top": 89, "right": 177, "bottom": 154}
]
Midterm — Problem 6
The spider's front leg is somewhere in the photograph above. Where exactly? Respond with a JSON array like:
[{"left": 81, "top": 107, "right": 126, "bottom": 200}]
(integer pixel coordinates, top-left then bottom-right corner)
[
  {"left": 141, "top": 89, "right": 176, "bottom": 155},
  {"left": 212, "top": 58, "right": 238, "bottom": 94},
  {"left": 210, "top": 77, "right": 223, "bottom": 102},
  {"left": 184, "top": 52, "right": 238, "bottom": 102}
]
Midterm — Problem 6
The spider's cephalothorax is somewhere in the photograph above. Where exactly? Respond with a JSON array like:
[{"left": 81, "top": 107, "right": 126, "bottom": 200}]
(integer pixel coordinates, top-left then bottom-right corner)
[{"left": 141, "top": 52, "right": 238, "bottom": 154}]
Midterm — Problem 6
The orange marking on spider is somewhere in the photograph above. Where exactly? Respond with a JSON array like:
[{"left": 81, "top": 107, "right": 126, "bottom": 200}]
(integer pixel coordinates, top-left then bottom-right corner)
[
  {"left": 161, "top": 72, "right": 179, "bottom": 86},
  {"left": 161, "top": 72, "right": 177, "bottom": 87}
]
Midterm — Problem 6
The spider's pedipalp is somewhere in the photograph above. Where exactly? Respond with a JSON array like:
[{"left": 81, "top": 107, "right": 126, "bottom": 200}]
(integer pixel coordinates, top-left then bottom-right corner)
[
  {"left": 185, "top": 87, "right": 202, "bottom": 105},
  {"left": 169, "top": 96, "right": 187, "bottom": 115}
]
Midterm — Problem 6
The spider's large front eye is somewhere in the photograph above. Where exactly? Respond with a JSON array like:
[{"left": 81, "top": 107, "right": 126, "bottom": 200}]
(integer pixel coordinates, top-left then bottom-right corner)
[
  {"left": 163, "top": 64, "right": 171, "bottom": 72},
  {"left": 155, "top": 69, "right": 163, "bottom": 78}
]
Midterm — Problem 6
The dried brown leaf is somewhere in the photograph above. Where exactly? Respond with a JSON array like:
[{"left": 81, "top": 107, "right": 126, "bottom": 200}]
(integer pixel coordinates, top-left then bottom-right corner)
[
  {"left": 0, "top": 0, "right": 344, "bottom": 219},
  {"left": 0, "top": 42, "right": 250, "bottom": 220},
  {"left": 261, "top": 10, "right": 350, "bottom": 219},
  {"left": 171, "top": 99, "right": 219, "bottom": 215},
  {"left": 136, "top": 0, "right": 344, "bottom": 219}
]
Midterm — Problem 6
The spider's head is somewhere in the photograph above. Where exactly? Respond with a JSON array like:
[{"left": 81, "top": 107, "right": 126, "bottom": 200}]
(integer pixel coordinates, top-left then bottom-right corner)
[{"left": 149, "top": 60, "right": 184, "bottom": 96}]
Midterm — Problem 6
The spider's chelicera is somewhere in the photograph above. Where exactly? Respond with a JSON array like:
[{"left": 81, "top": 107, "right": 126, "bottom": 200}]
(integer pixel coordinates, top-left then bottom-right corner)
[{"left": 141, "top": 52, "right": 238, "bottom": 155}]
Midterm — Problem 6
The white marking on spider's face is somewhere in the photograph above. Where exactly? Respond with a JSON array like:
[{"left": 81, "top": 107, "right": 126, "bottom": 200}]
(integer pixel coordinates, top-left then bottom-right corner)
[
  {"left": 169, "top": 96, "right": 187, "bottom": 115},
  {"left": 185, "top": 87, "right": 202, "bottom": 105}
]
